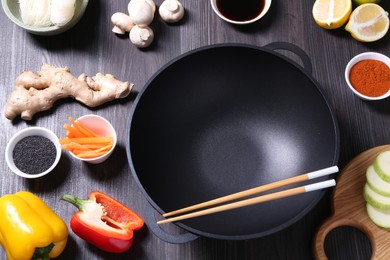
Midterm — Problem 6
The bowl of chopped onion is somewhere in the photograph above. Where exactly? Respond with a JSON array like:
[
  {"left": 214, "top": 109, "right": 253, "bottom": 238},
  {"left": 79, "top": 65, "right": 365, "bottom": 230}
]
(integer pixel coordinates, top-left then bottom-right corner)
[{"left": 1, "top": 0, "right": 89, "bottom": 36}]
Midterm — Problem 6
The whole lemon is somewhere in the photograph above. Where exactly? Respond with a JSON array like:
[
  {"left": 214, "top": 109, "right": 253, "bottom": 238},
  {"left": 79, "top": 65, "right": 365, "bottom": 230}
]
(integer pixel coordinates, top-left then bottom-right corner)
[{"left": 353, "top": 0, "right": 381, "bottom": 5}]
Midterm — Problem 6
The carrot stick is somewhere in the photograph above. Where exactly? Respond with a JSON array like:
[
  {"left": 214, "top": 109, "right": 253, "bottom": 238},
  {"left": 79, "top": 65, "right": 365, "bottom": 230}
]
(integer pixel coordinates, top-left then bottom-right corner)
[
  {"left": 77, "top": 152, "right": 106, "bottom": 158},
  {"left": 61, "top": 145, "right": 72, "bottom": 150},
  {"left": 73, "top": 144, "right": 112, "bottom": 157},
  {"left": 66, "top": 130, "right": 76, "bottom": 138},
  {"left": 77, "top": 150, "right": 110, "bottom": 158},
  {"left": 64, "top": 124, "right": 87, "bottom": 138},
  {"left": 89, "top": 144, "right": 112, "bottom": 153},
  {"left": 62, "top": 142, "right": 94, "bottom": 151},
  {"left": 71, "top": 149, "right": 90, "bottom": 155},
  {"left": 69, "top": 117, "right": 99, "bottom": 138},
  {"left": 71, "top": 144, "right": 112, "bottom": 155},
  {"left": 75, "top": 120, "right": 100, "bottom": 138},
  {"left": 60, "top": 137, "right": 113, "bottom": 144},
  {"left": 61, "top": 116, "right": 115, "bottom": 159},
  {"left": 74, "top": 143, "right": 109, "bottom": 149},
  {"left": 68, "top": 117, "right": 92, "bottom": 137}
]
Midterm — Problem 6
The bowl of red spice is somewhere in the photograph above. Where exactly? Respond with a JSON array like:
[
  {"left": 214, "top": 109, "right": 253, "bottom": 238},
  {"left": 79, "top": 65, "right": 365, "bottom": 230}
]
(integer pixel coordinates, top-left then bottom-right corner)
[
  {"left": 345, "top": 52, "right": 390, "bottom": 101},
  {"left": 5, "top": 127, "right": 62, "bottom": 178}
]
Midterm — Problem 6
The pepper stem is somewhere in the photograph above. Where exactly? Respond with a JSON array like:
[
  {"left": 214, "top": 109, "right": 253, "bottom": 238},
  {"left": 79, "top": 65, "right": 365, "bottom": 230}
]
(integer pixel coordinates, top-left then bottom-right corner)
[
  {"left": 61, "top": 194, "right": 90, "bottom": 211},
  {"left": 31, "top": 243, "right": 54, "bottom": 260}
]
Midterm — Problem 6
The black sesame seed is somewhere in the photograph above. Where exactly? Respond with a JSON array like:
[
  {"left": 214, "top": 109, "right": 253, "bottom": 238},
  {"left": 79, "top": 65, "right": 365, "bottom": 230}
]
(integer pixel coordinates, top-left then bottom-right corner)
[{"left": 13, "top": 135, "right": 57, "bottom": 175}]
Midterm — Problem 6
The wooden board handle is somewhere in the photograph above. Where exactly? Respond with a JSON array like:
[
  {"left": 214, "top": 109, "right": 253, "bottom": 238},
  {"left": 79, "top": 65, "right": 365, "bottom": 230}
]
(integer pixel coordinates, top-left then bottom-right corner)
[
  {"left": 313, "top": 145, "right": 390, "bottom": 260},
  {"left": 314, "top": 216, "right": 376, "bottom": 260}
]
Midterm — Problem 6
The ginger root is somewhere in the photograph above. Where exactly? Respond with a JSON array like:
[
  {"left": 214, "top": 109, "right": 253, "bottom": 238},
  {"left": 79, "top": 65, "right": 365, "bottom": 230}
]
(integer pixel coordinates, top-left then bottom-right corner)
[{"left": 4, "top": 64, "right": 133, "bottom": 120}]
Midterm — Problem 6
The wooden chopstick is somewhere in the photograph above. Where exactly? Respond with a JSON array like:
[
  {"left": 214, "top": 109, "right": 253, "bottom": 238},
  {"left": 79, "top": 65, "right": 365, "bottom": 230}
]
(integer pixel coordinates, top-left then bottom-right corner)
[
  {"left": 162, "top": 166, "right": 338, "bottom": 218},
  {"left": 157, "top": 179, "right": 336, "bottom": 224}
]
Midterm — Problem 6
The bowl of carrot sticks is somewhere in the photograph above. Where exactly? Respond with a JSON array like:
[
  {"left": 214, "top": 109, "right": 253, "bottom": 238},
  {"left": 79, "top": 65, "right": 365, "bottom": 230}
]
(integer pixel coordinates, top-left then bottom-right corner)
[{"left": 59, "top": 114, "right": 117, "bottom": 164}]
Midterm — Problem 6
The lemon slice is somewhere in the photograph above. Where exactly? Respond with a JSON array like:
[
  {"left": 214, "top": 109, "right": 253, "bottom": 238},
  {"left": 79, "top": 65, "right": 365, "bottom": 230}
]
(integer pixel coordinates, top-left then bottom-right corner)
[
  {"left": 312, "top": 0, "right": 352, "bottom": 29},
  {"left": 345, "top": 3, "right": 389, "bottom": 42}
]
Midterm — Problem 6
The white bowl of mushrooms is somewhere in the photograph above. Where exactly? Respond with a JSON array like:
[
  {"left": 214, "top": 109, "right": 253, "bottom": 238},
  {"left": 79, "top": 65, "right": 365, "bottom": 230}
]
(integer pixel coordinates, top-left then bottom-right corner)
[{"left": 111, "top": 0, "right": 185, "bottom": 48}]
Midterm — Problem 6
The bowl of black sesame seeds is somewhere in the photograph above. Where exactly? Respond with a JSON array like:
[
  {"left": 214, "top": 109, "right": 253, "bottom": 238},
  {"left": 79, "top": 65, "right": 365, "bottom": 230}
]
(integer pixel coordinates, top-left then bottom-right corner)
[{"left": 5, "top": 127, "right": 61, "bottom": 178}]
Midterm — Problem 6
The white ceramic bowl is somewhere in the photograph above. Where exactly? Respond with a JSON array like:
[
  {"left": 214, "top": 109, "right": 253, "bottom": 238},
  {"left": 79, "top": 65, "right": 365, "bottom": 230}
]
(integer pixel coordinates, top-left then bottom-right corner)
[
  {"left": 5, "top": 127, "right": 61, "bottom": 178},
  {"left": 210, "top": 0, "right": 271, "bottom": 25},
  {"left": 1, "top": 0, "right": 89, "bottom": 36},
  {"left": 67, "top": 114, "right": 117, "bottom": 164},
  {"left": 345, "top": 52, "right": 390, "bottom": 101}
]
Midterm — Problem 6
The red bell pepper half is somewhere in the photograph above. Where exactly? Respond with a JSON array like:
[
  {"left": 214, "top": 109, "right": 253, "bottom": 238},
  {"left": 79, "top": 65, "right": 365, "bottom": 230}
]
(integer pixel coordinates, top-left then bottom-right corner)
[{"left": 61, "top": 191, "right": 144, "bottom": 253}]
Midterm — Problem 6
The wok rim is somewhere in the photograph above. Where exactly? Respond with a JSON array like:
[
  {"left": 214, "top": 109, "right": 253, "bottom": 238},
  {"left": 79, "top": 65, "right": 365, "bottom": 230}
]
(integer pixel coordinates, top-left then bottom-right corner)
[{"left": 126, "top": 43, "right": 340, "bottom": 240}]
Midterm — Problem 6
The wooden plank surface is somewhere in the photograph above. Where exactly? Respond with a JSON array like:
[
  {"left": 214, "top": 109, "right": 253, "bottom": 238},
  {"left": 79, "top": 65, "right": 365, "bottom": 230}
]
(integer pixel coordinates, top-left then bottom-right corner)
[
  {"left": 314, "top": 145, "right": 390, "bottom": 260},
  {"left": 1, "top": 0, "right": 389, "bottom": 259}
]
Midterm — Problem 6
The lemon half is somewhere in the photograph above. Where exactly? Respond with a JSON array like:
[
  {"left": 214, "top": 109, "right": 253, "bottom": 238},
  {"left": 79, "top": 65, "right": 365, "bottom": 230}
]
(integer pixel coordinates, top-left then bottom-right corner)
[
  {"left": 345, "top": 3, "right": 389, "bottom": 42},
  {"left": 313, "top": 0, "right": 352, "bottom": 29}
]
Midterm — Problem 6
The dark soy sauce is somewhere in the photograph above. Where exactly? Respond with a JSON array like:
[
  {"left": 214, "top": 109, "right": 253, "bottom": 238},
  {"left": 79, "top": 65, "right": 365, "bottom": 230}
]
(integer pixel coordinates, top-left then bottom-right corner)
[{"left": 216, "top": 0, "right": 265, "bottom": 22}]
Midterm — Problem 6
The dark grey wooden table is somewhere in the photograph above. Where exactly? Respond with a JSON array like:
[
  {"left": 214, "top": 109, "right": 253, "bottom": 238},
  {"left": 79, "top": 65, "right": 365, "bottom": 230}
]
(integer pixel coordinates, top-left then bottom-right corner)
[{"left": 1, "top": 0, "right": 388, "bottom": 259}]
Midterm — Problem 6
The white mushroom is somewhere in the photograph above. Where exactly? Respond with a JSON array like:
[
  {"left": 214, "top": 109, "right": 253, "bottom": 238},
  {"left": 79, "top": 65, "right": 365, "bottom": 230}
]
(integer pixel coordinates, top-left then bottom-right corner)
[
  {"left": 111, "top": 12, "right": 134, "bottom": 34},
  {"left": 129, "top": 25, "right": 154, "bottom": 48},
  {"left": 128, "top": 0, "right": 156, "bottom": 13},
  {"left": 159, "top": 0, "right": 184, "bottom": 23},
  {"left": 128, "top": 0, "right": 156, "bottom": 27}
]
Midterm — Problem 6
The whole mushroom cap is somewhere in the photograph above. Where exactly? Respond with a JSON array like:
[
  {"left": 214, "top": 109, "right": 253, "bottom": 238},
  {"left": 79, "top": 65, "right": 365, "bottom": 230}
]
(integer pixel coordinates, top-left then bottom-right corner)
[
  {"left": 128, "top": 0, "right": 155, "bottom": 27},
  {"left": 129, "top": 25, "right": 154, "bottom": 48},
  {"left": 159, "top": 0, "right": 184, "bottom": 23},
  {"left": 128, "top": 0, "right": 156, "bottom": 13},
  {"left": 111, "top": 12, "right": 134, "bottom": 34}
]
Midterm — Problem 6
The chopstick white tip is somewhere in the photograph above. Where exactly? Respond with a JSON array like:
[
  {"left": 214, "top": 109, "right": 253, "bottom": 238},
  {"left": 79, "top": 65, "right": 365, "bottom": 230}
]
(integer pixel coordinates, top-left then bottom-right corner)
[
  {"left": 160, "top": 166, "right": 339, "bottom": 221},
  {"left": 307, "top": 165, "right": 339, "bottom": 180},
  {"left": 304, "top": 179, "right": 336, "bottom": 193}
]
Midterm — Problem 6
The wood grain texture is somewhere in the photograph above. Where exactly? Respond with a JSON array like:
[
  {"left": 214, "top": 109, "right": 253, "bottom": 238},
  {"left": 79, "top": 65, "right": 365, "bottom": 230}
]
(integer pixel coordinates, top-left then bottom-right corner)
[
  {"left": 314, "top": 145, "right": 390, "bottom": 260},
  {"left": 1, "top": 0, "right": 389, "bottom": 259}
]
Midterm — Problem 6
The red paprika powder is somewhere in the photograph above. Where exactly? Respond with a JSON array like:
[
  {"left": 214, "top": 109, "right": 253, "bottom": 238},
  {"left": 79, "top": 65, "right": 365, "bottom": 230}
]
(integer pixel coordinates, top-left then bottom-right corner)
[{"left": 349, "top": 59, "right": 390, "bottom": 97}]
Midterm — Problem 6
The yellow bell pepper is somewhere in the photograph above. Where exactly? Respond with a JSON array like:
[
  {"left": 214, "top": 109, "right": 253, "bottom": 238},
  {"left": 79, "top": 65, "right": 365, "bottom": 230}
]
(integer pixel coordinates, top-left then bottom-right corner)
[{"left": 0, "top": 191, "right": 68, "bottom": 260}]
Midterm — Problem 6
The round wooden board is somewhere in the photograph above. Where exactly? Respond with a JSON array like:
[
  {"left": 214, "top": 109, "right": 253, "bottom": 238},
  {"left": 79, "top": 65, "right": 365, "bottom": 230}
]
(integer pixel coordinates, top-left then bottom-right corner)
[{"left": 314, "top": 145, "right": 390, "bottom": 259}]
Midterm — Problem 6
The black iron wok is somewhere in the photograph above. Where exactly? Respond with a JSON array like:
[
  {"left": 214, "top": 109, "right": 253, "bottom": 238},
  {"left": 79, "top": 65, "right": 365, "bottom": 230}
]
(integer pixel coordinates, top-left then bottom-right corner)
[{"left": 126, "top": 42, "right": 339, "bottom": 242}]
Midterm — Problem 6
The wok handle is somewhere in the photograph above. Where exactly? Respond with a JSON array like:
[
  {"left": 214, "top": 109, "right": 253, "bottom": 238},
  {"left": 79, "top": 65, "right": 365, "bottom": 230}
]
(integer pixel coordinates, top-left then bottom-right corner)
[
  {"left": 144, "top": 204, "right": 199, "bottom": 244},
  {"left": 264, "top": 42, "right": 313, "bottom": 75}
]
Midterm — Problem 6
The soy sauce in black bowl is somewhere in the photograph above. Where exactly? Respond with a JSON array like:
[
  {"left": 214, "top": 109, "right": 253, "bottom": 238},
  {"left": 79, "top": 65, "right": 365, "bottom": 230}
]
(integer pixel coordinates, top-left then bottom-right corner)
[{"left": 216, "top": 0, "right": 265, "bottom": 22}]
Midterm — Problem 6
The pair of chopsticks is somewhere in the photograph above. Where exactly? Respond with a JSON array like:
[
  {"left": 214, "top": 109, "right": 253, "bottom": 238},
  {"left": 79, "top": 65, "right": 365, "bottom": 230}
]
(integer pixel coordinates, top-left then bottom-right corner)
[{"left": 157, "top": 166, "right": 338, "bottom": 224}]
